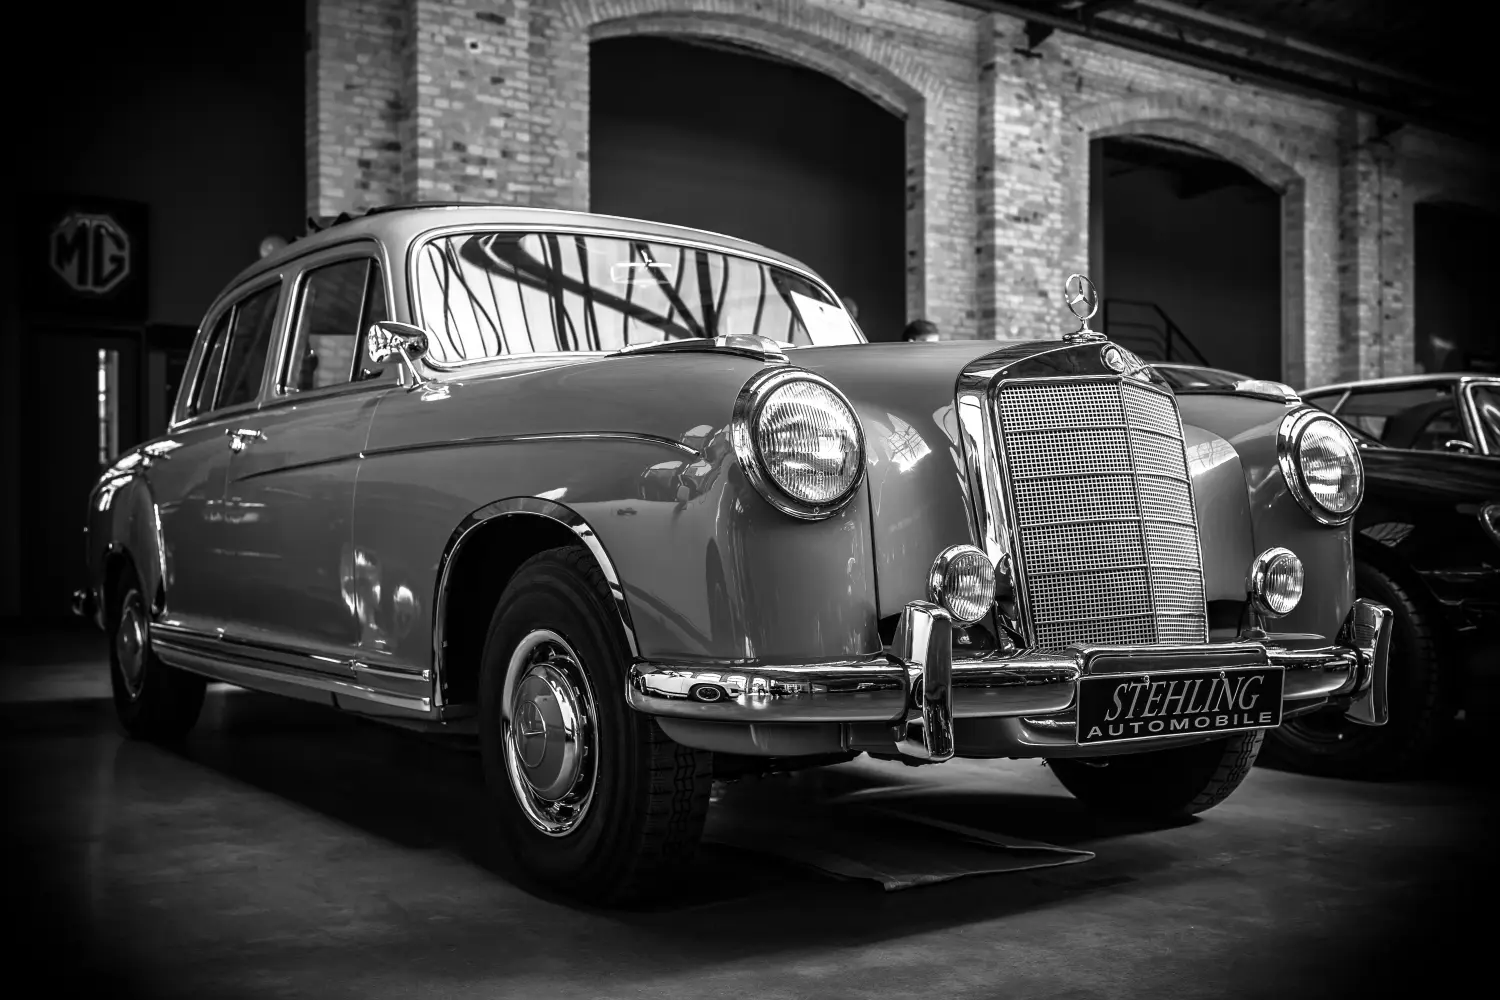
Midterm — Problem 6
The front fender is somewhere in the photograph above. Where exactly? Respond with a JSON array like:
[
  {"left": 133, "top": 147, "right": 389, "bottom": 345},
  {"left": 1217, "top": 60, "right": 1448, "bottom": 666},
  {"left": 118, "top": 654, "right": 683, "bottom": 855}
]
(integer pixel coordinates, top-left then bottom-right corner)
[
  {"left": 1176, "top": 394, "right": 1355, "bottom": 643},
  {"left": 85, "top": 458, "right": 170, "bottom": 622}
]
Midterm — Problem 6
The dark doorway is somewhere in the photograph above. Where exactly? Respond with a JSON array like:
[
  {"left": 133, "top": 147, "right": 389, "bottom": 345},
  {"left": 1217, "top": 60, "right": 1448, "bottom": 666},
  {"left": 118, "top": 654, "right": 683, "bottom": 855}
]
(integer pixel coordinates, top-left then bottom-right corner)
[
  {"left": 1093, "top": 136, "right": 1282, "bottom": 380},
  {"left": 22, "top": 332, "right": 143, "bottom": 620},
  {"left": 1414, "top": 202, "right": 1500, "bottom": 373},
  {"left": 589, "top": 36, "right": 906, "bottom": 341}
]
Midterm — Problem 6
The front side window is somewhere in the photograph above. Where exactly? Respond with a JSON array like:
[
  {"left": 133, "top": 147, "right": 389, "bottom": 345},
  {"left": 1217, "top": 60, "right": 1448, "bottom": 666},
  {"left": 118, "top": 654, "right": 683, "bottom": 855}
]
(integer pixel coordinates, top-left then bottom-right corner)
[
  {"left": 413, "top": 231, "right": 860, "bottom": 365},
  {"left": 1335, "top": 384, "right": 1468, "bottom": 452},
  {"left": 282, "top": 258, "right": 386, "bottom": 392},
  {"left": 215, "top": 284, "right": 282, "bottom": 410}
]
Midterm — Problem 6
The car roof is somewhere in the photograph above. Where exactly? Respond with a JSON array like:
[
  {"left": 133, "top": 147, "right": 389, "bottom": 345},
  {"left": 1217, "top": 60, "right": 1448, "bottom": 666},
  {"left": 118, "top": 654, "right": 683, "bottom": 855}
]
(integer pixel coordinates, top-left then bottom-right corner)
[
  {"left": 1303, "top": 373, "right": 1500, "bottom": 395},
  {"left": 224, "top": 203, "right": 824, "bottom": 291}
]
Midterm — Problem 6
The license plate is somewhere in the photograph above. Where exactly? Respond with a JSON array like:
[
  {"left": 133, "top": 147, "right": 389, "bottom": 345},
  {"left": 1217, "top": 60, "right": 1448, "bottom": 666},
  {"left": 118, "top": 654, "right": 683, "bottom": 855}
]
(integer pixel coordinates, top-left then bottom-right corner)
[{"left": 1075, "top": 666, "right": 1285, "bottom": 746}]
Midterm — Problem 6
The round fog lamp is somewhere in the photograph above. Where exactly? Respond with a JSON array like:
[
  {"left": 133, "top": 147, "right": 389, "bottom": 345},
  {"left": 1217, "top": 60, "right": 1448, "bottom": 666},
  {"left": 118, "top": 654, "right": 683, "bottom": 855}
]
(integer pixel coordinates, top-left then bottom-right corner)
[
  {"left": 1248, "top": 547, "right": 1304, "bottom": 618},
  {"left": 928, "top": 545, "right": 996, "bottom": 625}
]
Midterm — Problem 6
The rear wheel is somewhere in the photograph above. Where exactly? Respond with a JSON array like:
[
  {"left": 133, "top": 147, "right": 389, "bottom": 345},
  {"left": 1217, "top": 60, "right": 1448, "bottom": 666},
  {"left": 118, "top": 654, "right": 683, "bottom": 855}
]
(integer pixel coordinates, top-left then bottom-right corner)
[
  {"left": 1261, "top": 561, "right": 1449, "bottom": 780},
  {"left": 478, "top": 546, "right": 712, "bottom": 906},
  {"left": 109, "top": 564, "right": 205, "bottom": 741},
  {"left": 1049, "top": 730, "right": 1264, "bottom": 817}
]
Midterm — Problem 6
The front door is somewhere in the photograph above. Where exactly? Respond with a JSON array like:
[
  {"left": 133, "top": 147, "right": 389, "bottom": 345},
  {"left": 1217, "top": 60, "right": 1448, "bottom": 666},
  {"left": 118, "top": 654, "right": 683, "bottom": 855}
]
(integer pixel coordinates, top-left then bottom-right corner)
[
  {"left": 215, "top": 249, "right": 394, "bottom": 665},
  {"left": 23, "top": 329, "right": 141, "bottom": 619}
]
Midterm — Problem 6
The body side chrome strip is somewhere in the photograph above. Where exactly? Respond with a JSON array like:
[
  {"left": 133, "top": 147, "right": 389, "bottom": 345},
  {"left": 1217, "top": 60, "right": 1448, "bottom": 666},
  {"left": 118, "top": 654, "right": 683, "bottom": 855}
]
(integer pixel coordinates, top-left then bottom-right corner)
[{"left": 153, "top": 632, "right": 433, "bottom": 716}]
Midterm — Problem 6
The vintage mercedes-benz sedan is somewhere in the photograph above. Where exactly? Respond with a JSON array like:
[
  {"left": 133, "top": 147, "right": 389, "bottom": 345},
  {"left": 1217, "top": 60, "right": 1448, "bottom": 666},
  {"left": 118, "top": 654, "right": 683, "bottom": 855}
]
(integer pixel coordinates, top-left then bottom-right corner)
[{"left": 76, "top": 204, "right": 1391, "bottom": 904}]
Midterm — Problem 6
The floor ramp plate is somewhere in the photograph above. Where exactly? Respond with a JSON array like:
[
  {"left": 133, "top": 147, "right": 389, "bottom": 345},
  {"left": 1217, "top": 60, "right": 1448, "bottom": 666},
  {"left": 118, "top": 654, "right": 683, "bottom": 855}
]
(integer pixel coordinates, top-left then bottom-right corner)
[{"left": 703, "top": 765, "right": 1094, "bottom": 892}]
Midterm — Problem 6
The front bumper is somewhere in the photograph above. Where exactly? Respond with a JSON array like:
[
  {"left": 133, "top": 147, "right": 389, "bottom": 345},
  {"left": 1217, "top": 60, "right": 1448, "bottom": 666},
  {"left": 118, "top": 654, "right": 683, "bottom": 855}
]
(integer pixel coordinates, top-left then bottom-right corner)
[{"left": 626, "top": 598, "right": 1393, "bottom": 762}]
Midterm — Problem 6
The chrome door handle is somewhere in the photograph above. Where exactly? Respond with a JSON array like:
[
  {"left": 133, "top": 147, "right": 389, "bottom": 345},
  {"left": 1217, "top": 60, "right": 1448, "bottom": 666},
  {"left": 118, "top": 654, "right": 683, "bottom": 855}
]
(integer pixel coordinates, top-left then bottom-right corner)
[{"left": 225, "top": 428, "right": 266, "bottom": 453}]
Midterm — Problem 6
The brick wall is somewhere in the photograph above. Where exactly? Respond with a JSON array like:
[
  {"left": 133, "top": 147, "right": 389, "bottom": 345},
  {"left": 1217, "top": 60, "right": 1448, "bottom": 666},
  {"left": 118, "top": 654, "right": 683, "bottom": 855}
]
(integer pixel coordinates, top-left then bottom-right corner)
[{"left": 308, "top": 0, "right": 1493, "bottom": 385}]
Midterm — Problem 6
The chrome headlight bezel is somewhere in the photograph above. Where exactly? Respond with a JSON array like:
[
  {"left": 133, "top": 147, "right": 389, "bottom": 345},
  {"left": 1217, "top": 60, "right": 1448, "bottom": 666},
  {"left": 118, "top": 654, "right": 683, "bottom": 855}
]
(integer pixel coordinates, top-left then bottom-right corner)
[
  {"left": 731, "top": 366, "right": 866, "bottom": 520},
  {"left": 1277, "top": 408, "right": 1365, "bottom": 526}
]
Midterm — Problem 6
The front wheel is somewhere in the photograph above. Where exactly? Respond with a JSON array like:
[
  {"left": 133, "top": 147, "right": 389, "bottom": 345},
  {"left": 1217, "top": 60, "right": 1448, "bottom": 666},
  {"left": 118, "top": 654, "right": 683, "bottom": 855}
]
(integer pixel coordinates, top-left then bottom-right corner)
[
  {"left": 1260, "top": 561, "right": 1450, "bottom": 780},
  {"left": 478, "top": 547, "right": 712, "bottom": 906},
  {"left": 1049, "top": 730, "right": 1265, "bottom": 817}
]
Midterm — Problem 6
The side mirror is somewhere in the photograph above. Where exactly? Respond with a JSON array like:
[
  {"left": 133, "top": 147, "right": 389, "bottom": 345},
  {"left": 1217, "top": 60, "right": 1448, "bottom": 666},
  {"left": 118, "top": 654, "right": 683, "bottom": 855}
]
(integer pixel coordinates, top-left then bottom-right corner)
[
  {"left": 366, "top": 321, "right": 431, "bottom": 388},
  {"left": 1442, "top": 438, "right": 1476, "bottom": 455}
]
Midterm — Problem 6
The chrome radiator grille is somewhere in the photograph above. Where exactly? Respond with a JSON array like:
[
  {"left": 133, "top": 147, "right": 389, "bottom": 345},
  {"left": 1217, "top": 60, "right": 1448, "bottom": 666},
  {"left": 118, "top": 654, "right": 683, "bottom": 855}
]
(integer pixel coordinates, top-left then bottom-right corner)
[{"left": 995, "top": 378, "right": 1208, "bottom": 649}]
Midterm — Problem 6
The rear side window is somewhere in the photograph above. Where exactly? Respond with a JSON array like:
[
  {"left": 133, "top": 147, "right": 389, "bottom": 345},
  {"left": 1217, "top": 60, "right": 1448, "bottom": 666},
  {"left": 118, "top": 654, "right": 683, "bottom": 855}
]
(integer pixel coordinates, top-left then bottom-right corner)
[
  {"left": 215, "top": 284, "right": 281, "bottom": 410},
  {"left": 189, "top": 311, "right": 233, "bottom": 417},
  {"left": 283, "top": 258, "right": 384, "bottom": 392},
  {"left": 412, "top": 231, "right": 860, "bottom": 364}
]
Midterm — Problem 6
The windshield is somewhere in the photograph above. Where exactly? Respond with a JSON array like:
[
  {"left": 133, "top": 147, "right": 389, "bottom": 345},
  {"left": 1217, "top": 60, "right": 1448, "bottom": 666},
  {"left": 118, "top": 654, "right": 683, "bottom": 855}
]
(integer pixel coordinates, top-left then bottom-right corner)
[
  {"left": 413, "top": 231, "right": 863, "bottom": 364},
  {"left": 1326, "top": 382, "right": 1468, "bottom": 452}
]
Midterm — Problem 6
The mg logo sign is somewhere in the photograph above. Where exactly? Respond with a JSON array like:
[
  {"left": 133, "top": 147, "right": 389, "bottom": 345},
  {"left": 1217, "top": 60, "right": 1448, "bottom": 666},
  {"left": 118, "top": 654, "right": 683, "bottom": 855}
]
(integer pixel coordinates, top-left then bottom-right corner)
[{"left": 50, "top": 212, "right": 132, "bottom": 295}]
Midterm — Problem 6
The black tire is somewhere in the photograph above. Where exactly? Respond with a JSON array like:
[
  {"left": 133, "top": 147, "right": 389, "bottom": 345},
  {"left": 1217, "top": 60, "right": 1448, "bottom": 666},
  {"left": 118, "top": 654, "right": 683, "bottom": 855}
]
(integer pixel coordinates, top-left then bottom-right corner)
[
  {"left": 1261, "top": 561, "right": 1449, "bottom": 780},
  {"left": 1049, "top": 730, "right": 1265, "bottom": 817},
  {"left": 478, "top": 546, "right": 712, "bottom": 906},
  {"left": 109, "top": 563, "right": 205, "bottom": 741}
]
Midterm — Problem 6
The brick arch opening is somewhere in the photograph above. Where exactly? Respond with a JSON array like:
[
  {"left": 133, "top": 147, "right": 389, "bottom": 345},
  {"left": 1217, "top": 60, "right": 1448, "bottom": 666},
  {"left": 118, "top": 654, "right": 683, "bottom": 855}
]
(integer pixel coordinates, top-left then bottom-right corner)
[
  {"left": 1074, "top": 104, "right": 1308, "bottom": 384},
  {"left": 572, "top": 3, "right": 937, "bottom": 337},
  {"left": 1404, "top": 191, "right": 1500, "bottom": 372}
]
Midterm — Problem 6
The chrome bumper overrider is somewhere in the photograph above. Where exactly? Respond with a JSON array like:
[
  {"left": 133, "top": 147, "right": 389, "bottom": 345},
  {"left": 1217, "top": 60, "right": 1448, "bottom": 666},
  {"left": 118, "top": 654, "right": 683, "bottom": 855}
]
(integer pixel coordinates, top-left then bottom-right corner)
[{"left": 625, "top": 598, "right": 1394, "bottom": 762}]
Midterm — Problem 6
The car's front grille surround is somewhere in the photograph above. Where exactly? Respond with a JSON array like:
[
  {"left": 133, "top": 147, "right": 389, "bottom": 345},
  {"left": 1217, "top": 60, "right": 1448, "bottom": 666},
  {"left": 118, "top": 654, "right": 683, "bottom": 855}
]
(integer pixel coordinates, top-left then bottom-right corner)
[{"left": 993, "top": 377, "right": 1208, "bottom": 650}]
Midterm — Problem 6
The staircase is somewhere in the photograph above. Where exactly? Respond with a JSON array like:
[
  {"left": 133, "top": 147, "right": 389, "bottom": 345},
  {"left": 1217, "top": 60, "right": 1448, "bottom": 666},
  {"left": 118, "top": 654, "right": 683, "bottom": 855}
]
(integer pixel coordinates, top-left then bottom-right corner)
[{"left": 1101, "top": 299, "right": 1212, "bottom": 367}]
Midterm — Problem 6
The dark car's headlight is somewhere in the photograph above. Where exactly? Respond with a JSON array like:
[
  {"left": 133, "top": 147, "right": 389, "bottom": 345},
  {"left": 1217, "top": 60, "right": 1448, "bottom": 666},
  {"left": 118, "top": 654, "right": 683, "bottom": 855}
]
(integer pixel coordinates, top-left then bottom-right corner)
[
  {"left": 1277, "top": 408, "right": 1364, "bottom": 525},
  {"left": 732, "top": 368, "right": 865, "bottom": 519}
]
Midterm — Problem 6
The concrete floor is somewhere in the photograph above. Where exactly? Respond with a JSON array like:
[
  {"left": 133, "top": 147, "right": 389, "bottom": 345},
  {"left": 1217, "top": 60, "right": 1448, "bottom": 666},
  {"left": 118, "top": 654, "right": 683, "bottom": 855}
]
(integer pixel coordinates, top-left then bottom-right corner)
[{"left": 2, "top": 622, "right": 1494, "bottom": 1000}]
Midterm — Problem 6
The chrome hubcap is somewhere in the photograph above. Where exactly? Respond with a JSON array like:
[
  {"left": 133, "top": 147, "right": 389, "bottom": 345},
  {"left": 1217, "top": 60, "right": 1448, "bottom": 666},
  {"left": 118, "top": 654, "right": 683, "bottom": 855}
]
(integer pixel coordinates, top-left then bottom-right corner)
[
  {"left": 116, "top": 594, "right": 148, "bottom": 699},
  {"left": 502, "top": 630, "right": 598, "bottom": 836}
]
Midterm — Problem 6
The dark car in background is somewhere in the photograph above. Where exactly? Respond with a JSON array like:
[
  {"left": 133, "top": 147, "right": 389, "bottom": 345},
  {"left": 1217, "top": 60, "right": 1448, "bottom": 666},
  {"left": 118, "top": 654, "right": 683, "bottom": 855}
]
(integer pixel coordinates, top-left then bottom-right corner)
[{"left": 1256, "top": 374, "right": 1500, "bottom": 778}]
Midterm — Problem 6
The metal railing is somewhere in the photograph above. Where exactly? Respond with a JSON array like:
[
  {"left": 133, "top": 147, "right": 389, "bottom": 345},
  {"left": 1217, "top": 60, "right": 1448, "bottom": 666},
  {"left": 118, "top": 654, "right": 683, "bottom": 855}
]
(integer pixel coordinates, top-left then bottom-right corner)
[{"left": 1101, "top": 299, "right": 1212, "bottom": 367}]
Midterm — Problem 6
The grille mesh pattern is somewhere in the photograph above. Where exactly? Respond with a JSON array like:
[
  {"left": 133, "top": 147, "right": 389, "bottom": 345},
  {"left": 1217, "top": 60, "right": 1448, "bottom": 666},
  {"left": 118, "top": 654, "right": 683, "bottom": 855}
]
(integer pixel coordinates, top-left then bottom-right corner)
[{"left": 997, "top": 379, "right": 1208, "bottom": 649}]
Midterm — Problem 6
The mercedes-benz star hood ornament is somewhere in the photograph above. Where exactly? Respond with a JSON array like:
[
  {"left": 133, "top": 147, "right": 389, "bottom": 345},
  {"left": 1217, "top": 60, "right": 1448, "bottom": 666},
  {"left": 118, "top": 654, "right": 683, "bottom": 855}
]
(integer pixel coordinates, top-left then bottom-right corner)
[{"left": 1062, "top": 273, "right": 1103, "bottom": 343}]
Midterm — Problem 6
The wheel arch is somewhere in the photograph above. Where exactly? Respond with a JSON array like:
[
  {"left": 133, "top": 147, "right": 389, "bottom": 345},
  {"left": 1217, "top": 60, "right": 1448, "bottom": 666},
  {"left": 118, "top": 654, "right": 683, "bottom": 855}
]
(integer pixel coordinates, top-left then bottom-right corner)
[
  {"left": 1351, "top": 532, "right": 1461, "bottom": 673},
  {"left": 433, "top": 497, "right": 637, "bottom": 710}
]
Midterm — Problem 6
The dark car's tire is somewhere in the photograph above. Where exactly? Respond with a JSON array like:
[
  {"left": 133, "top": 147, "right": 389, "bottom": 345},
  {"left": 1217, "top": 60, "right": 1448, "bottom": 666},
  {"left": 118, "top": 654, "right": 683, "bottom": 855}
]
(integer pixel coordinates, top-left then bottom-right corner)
[
  {"left": 1260, "top": 561, "right": 1448, "bottom": 780},
  {"left": 109, "top": 565, "right": 206, "bottom": 741},
  {"left": 1049, "top": 730, "right": 1265, "bottom": 817},
  {"left": 478, "top": 546, "right": 712, "bottom": 906}
]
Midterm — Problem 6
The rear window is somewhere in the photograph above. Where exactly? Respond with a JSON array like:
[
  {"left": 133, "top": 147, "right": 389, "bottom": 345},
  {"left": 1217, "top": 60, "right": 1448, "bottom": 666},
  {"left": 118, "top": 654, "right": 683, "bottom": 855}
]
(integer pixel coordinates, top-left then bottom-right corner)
[{"left": 413, "top": 231, "right": 861, "bottom": 365}]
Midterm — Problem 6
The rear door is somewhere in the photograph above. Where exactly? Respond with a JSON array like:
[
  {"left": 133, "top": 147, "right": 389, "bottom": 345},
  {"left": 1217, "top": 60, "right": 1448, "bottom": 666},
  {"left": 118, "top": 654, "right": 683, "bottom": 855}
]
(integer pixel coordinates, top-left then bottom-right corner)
[
  {"left": 150, "top": 287, "right": 278, "bottom": 634},
  {"left": 215, "top": 244, "right": 395, "bottom": 667}
]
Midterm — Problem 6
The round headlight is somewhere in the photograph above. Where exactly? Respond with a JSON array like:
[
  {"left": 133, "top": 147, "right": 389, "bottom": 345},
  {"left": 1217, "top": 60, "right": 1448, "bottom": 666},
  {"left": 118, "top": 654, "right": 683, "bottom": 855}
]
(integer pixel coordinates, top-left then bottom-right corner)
[
  {"left": 1247, "top": 546, "right": 1304, "bottom": 618},
  {"left": 1278, "top": 409, "right": 1364, "bottom": 525},
  {"left": 733, "top": 368, "right": 865, "bottom": 518},
  {"left": 928, "top": 545, "right": 996, "bottom": 624}
]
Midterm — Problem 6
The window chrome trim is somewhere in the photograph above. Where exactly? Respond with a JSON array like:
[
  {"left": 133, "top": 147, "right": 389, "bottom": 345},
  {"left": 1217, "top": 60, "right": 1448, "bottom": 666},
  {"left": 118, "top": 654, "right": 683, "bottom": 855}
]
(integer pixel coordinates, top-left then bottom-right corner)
[
  {"left": 1276, "top": 407, "right": 1364, "bottom": 527},
  {"left": 730, "top": 366, "right": 867, "bottom": 521},
  {"left": 405, "top": 223, "right": 855, "bottom": 372}
]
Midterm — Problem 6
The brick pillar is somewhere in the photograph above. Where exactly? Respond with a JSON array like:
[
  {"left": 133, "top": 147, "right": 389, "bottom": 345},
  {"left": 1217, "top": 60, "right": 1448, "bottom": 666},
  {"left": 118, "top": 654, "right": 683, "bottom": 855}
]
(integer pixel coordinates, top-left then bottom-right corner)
[
  {"left": 307, "top": 0, "right": 413, "bottom": 218},
  {"left": 1337, "top": 110, "right": 1408, "bottom": 381},
  {"left": 308, "top": 0, "right": 589, "bottom": 217},
  {"left": 408, "top": 0, "right": 588, "bottom": 208},
  {"left": 974, "top": 17, "right": 1085, "bottom": 340}
]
